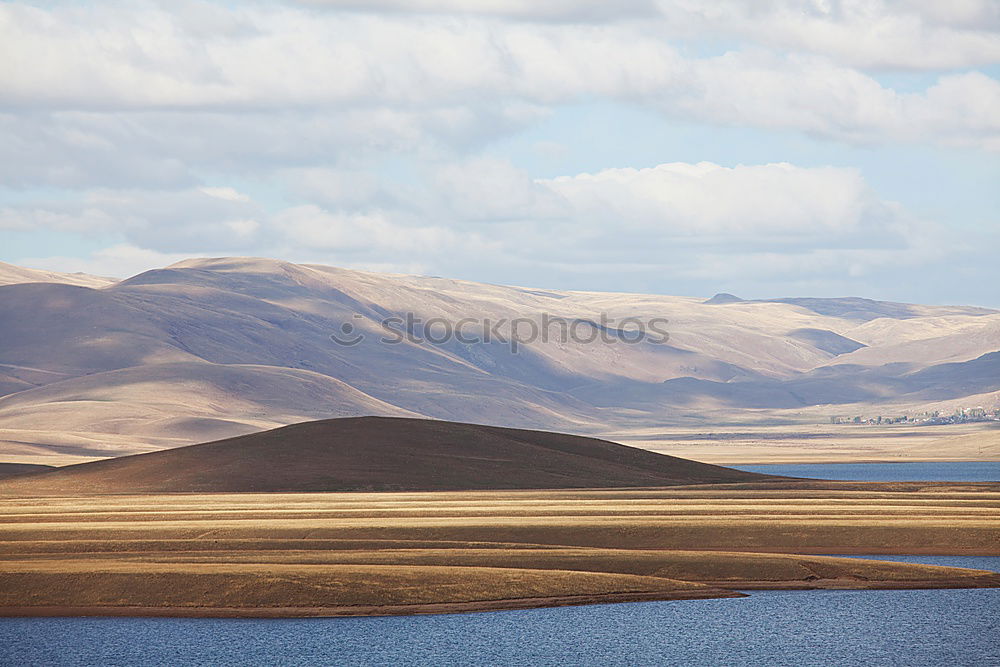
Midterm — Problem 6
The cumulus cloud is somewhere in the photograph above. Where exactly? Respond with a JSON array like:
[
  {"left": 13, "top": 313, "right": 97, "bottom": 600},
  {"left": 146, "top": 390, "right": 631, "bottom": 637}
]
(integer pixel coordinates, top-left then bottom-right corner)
[
  {"left": 5, "top": 160, "right": 938, "bottom": 292},
  {"left": 300, "top": 0, "right": 1000, "bottom": 68},
  {"left": 297, "top": 0, "right": 659, "bottom": 22},
  {"left": 273, "top": 205, "right": 470, "bottom": 256},
  {"left": 2, "top": 187, "right": 265, "bottom": 252},
  {"left": 431, "top": 158, "right": 568, "bottom": 221},
  {"left": 669, "top": 52, "right": 1000, "bottom": 150},
  {"left": 542, "top": 162, "right": 875, "bottom": 237},
  {"left": 1, "top": 1, "right": 996, "bottom": 303},
  {"left": 18, "top": 244, "right": 198, "bottom": 281},
  {"left": 443, "top": 161, "right": 932, "bottom": 283},
  {"left": 1, "top": 1, "right": 997, "bottom": 164},
  {"left": 655, "top": 0, "right": 1000, "bottom": 70},
  {"left": 280, "top": 168, "right": 384, "bottom": 210}
]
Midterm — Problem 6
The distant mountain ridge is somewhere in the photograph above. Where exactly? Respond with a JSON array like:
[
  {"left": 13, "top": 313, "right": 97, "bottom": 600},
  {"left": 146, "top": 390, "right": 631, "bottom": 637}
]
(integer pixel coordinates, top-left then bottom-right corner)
[
  {"left": 0, "top": 260, "right": 116, "bottom": 289},
  {"left": 0, "top": 256, "right": 997, "bottom": 460}
]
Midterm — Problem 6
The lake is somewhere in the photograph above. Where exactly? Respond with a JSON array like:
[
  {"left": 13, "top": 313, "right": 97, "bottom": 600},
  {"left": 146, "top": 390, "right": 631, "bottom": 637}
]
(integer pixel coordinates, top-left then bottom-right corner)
[
  {"left": 2, "top": 463, "right": 998, "bottom": 667},
  {"left": 731, "top": 460, "right": 1000, "bottom": 481},
  {"left": 3, "top": 565, "right": 997, "bottom": 667}
]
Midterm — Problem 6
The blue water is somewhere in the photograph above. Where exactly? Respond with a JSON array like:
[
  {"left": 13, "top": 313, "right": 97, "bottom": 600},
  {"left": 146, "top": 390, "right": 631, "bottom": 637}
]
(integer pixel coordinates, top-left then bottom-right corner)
[
  {"left": 732, "top": 461, "right": 1000, "bottom": 481},
  {"left": 2, "top": 464, "right": 998, "bottom": 667},
  {"left": 837, "top": 554, "right": 1000, "bottom": 571},
  {"left": 2, "top": 583, "right": 998, "bottom": 667}
]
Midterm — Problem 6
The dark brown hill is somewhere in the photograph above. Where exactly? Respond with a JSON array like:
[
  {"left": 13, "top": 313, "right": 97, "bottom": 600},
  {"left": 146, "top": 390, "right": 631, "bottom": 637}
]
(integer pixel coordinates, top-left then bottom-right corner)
[
  {"left": 0, "top": 417, "right": 773, "bottom": 494},
  {"left": 0, "top": 463, "right": 55, "bottom": 480}
]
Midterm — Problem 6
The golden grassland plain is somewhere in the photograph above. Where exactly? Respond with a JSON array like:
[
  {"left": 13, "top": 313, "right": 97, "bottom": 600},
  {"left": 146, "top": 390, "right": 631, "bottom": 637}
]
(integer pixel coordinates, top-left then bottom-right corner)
[
  {"left": 1, "top": 484, "right": 999, "bottom": 617},
  {"left": 609, "top": 422, "right": 1000, "bottom": 464}
]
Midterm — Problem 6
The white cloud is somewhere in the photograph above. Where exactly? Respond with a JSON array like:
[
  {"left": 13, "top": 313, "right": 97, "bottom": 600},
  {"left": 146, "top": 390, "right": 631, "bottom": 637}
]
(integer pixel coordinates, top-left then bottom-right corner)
[
  {"left": 1, "top": 1, "right": 996, "bottom": 303},
  {"left": 0, "top": 103, "right": 548, "bottom": 189},
  {"left": 3, "top": 159, "right": 936, "bottom": 290},
  {"left": 280, "top": 168, "right": 384, "bottom": 209},
  {"left": 669, "top": 52, "right": 1000, "bottom": 150},
  {"left": 224, "top": 219, "right": 260, "bottom": 239},
  {"left": 295, "top": 0, "right": 658, "bottom": 22},
  {"left": 0, "top": 204, "right": 119, "bottom": 233},
  {"left": 0, "top": 112, "right": 196, "bottom": 189},
  {"left": 1, "top": 1, "right": 997, "bottom": 167},
  {"left": 272, "top": 205, "right": 472, "bottom": 256},
  {"left": 17, "top": 244, "right": 199, "bottom": 281},
  {"left": 431, "top": 157, "right": 568, "bottom": 221},
  {"left": 656, "top": 0, "right": 1000, "bottom": 70},
  {"left": 299, "top": 0, "right": 1000, "bottom": 68},
  {"left": 2, "top": 187, "right": 265, "bottom": 252},
  {"left": 199, "top": 186, "right": 251, "bottom": 202},
  {"left": 543, "top": 162, "right": 875, "bottom": 236}
]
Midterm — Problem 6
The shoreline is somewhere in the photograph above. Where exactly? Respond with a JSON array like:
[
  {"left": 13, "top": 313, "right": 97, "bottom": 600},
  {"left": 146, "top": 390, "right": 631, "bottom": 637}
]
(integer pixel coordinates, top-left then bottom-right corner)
[
  {"left": 712, "top": 547, "right": 1000, "bottom": 556},
  {"left": 0, "top": 589, "right": 744, "bottom": 619},
  {"left": 4, "top": 574, "right": 999, "bottom": 619},
  {"left": 715, "top": 457, "right": 1000, "bottom": 465}
]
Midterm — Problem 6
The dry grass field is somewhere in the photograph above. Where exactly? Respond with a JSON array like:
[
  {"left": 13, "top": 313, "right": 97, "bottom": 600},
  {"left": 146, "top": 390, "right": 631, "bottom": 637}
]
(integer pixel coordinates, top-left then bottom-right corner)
[
  {"left": 2, "top": 484, "right": 998, "bottom": 616},
  {"left": 609, "top": 422, "right": 1000, "bottom": 464}
]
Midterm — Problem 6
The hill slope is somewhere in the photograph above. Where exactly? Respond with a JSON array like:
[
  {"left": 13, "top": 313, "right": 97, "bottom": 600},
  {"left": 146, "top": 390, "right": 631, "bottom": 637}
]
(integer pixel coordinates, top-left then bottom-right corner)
[
  {"left": 0, "top": 261, "right": 115, "bottom": 289},
  {"left": 0, "top": 256, "right": 996, "bottom": 461},
  {"left": 0, "top": 417, "right": 771, "bottom": 494},
  {"left": 0, "top": 463, "right": 55, "bottom": 480},
  {"left": 0, "top": 362, "right": 422, "bottom": 462}
]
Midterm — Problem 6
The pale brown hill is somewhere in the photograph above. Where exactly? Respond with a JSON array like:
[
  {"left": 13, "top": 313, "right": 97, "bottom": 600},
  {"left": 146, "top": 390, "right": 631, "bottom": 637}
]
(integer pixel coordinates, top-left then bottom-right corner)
[
  {"left": 757, "top": 296, "right": 995, "bottom": 321},
  {"left": 0, "top": 283, "right": 198, "bottom": 378},
  {"left": 0, "top": 256, "right": 997, "bottom": 461},
  {"left": 0, "top": 261, "right": 116, "bottom": 289},
  {"left": 0, "top": 362, "right": 423, "bottom": 461},
  {"left": 0, "top": 417, "right": 772, "bottom": 494}
]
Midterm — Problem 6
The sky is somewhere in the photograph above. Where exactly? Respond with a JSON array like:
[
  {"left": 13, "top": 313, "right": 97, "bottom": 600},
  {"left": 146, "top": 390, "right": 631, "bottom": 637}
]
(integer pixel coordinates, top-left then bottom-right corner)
[{"left": 1, "top": 0, "right": 999, "bottom": 306}]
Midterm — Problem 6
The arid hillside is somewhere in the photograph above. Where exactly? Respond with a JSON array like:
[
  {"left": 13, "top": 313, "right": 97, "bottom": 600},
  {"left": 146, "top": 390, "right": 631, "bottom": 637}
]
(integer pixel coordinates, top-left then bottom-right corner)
[
  {"left": 0, "top": 260, "right": 115, "bottom": 289},
  {"left": 0, "top": 257, "right": 997, "bottom": 462}
]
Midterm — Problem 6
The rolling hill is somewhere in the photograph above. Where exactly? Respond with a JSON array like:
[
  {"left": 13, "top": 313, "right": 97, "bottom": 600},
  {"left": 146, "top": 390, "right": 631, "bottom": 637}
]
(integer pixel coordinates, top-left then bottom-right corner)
[
  {"left": 0, "top": 260, "right": 116, "bottom": 289},
  {"left": 0, "top": 463, "right": 54, "bottom": 480},
  {"left": 0, "top": 256, "right": 997, "bottom": 462},
  {"left": 0, "top": 417, "right": 772, "bottom": 494}
]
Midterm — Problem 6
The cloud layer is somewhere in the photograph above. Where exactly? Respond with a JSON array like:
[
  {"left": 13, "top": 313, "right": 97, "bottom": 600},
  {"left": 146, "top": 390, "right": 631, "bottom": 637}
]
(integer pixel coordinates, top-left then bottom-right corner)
[
  {"left": 1, "top": 1, "right": 998, "bottom": 303},
  {"left": 8, "top": 159, "right": 950, "bottom": 297},
  {"left": 3, "top": 2, "right": 999, "bottom": 156}
]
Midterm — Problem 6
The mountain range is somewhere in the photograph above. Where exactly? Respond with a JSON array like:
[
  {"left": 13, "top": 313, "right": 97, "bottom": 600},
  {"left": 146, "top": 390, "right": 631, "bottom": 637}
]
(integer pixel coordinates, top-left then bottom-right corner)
[{"left": 0, "top": 257, "right": 997, "bottom": 463}]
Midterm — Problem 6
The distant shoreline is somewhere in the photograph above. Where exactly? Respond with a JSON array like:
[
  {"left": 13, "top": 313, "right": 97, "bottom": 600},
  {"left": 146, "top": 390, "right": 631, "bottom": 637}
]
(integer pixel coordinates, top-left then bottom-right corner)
[
  {"left": 0, "top": 589, "right": 743, "bottom": 619},
  {"left": 7, "top": 573, "right": 1000, "bottom": 619}
]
